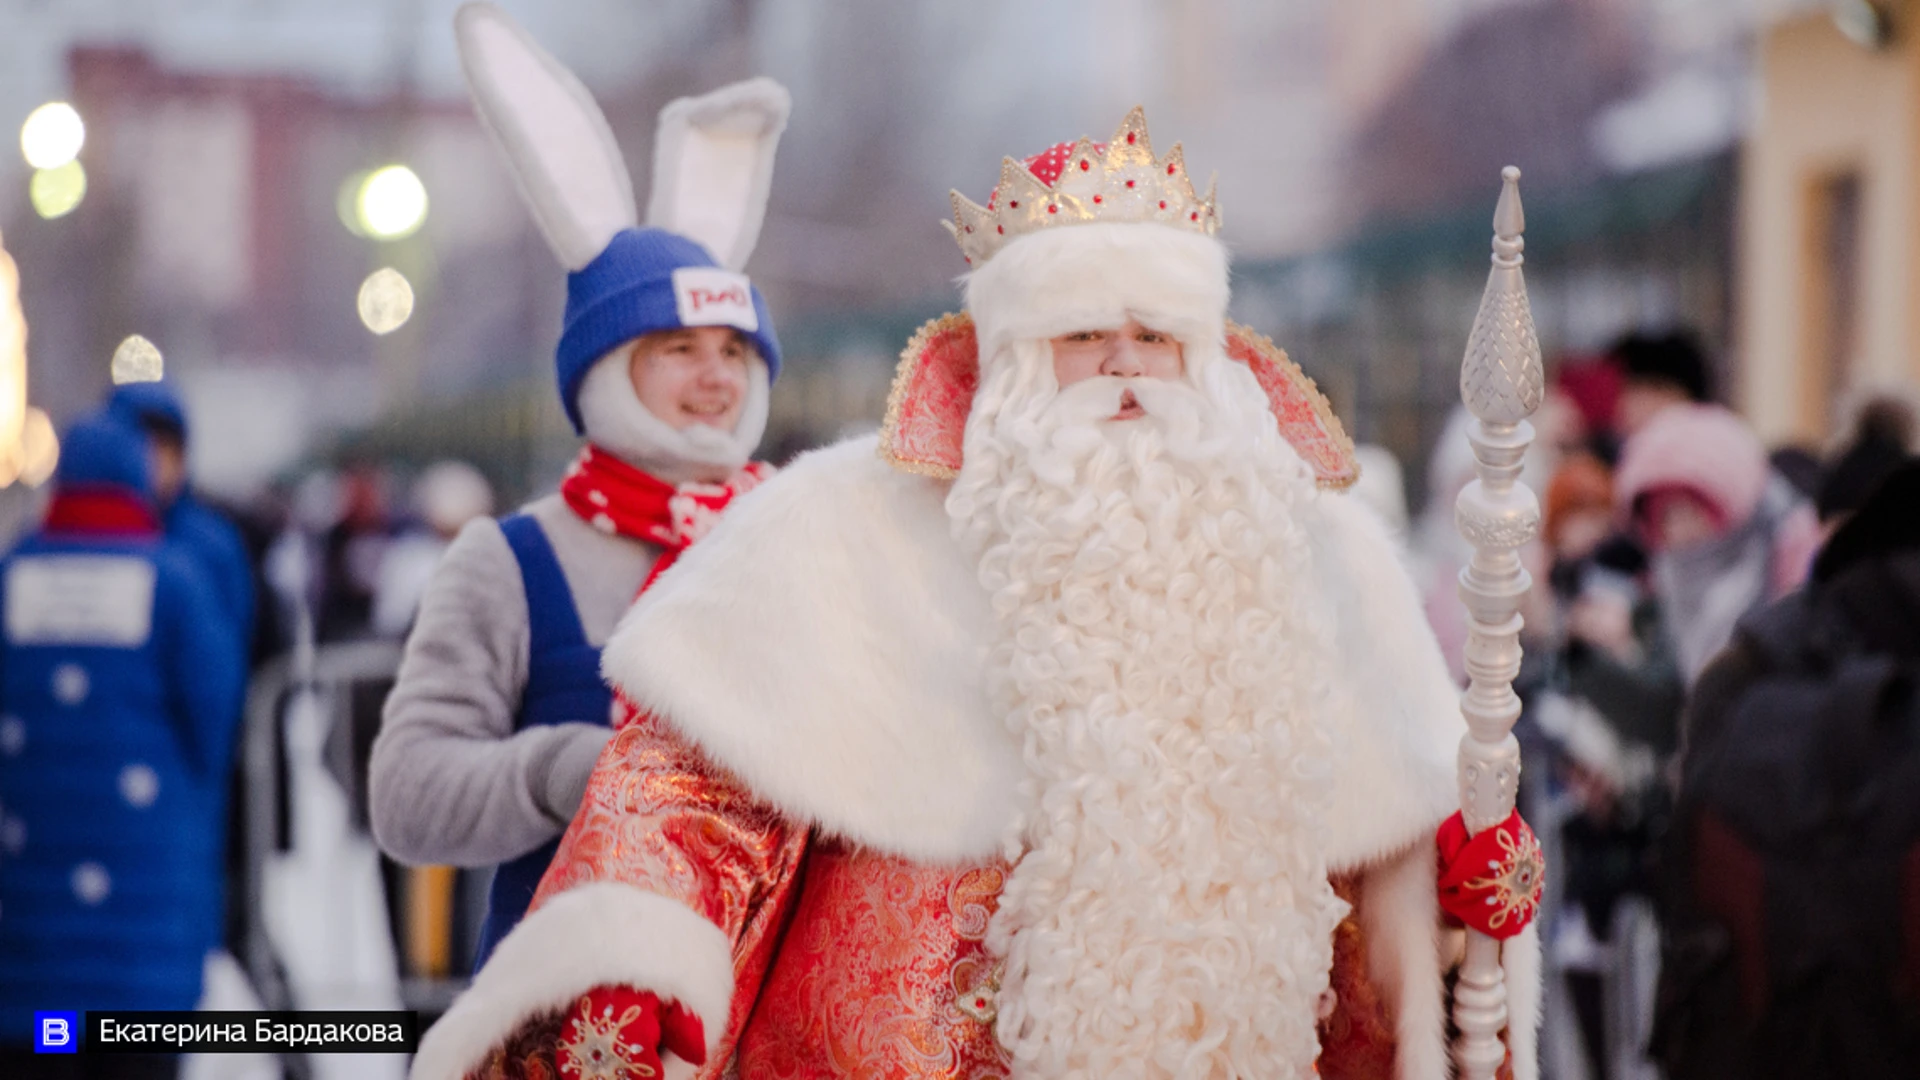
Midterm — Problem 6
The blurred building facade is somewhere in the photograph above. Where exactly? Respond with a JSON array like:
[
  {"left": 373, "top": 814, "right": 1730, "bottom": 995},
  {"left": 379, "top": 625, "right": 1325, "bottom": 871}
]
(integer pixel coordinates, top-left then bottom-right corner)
[{"left": 1739, "top": 2, "right": 1920, "bottom": 445}]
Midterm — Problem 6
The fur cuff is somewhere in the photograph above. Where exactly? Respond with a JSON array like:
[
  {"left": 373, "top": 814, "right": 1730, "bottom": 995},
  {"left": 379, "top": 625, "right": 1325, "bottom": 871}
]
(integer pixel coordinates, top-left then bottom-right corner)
[
  {"left": 409, "top": 884, "right": 733, "bottom": 1080},
  {"left": 1503, "top": 923, "right": 1544, "bottom": 1080}
]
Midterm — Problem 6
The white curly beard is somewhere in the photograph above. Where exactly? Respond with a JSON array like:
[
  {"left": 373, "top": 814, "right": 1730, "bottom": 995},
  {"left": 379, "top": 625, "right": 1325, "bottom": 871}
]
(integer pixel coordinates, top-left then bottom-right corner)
[{"left": 946, "top": 341, "right": 1351, "bottom": 1079}]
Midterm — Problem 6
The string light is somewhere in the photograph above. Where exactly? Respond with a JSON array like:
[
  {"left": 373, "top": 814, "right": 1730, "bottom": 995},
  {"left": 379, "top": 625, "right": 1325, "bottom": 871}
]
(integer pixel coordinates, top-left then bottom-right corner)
[
  {"left": 29, "top": 160, "right": 86, "bottom": 219},
  {"left": 357, "top": 268, "right": 414, "bottom": 334},
  {"left": 111, "top": 334, "right": 164, "bottom": 384},
  {"left": 20, "top": 102, "right": 84, "bottom": 170},
  {"left": 355, "top": 165, "right": 428, "bottom": 240}
]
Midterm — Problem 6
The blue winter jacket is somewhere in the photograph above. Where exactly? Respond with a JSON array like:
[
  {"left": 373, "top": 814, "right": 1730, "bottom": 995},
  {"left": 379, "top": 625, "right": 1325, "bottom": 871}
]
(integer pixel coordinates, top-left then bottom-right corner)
[
  {"left": 0, "top": 416, "right": 245, "bottom": 1041},
  {"left": 105, "top": 382, "right": 256, "bottom": 653},
  {"left": 165, "top": 492, "right": 255, "bottom": 653}
]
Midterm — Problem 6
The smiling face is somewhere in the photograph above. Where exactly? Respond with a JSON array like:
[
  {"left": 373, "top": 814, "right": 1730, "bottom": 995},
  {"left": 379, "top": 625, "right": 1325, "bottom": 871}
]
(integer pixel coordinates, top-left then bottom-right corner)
[
  {"left": 627, "top": 326, "right": 752, "bottom": 431},
  {"left": 1049, "top": 319, "right": 1184, "bottom": 419}
]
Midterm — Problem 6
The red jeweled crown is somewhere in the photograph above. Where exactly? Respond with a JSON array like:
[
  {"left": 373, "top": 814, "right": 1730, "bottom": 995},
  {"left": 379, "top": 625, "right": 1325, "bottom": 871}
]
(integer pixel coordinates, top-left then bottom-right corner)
[{"left": 945, "top": 106, "right": 1221, "bottom": 267}]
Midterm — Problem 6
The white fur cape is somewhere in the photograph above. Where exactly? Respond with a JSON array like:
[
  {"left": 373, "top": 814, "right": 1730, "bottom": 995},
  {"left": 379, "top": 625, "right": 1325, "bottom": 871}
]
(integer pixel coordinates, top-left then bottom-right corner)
[{"left": 416, "top": 435, "right": 1541, "bottom": 1080}]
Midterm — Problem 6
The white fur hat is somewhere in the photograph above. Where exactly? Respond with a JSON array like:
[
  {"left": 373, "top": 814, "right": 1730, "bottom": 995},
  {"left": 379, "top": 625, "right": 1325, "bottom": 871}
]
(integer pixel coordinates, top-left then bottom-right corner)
[{"left": 948, "top": 107, "right": 1229, "bottom": 361}]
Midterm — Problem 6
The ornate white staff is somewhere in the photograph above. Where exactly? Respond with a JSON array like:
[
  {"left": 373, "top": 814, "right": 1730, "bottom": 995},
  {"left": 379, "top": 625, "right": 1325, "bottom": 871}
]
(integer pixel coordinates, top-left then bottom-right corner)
[{"left": 1451, "top": 166, "right": 1544, "bottom": 1079}]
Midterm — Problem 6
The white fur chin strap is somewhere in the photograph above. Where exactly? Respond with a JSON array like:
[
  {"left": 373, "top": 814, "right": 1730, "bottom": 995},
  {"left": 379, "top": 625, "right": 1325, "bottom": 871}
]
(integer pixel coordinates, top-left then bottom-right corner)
[{"left": 576, "top": 349, "right": 770, "bottom": 484}]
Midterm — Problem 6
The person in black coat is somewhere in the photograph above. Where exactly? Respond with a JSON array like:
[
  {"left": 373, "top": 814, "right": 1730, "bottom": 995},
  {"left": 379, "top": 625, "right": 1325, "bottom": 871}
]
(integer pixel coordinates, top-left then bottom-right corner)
[{"left": 1652, "top": 456, "right": 1920, "bottom": 1080}]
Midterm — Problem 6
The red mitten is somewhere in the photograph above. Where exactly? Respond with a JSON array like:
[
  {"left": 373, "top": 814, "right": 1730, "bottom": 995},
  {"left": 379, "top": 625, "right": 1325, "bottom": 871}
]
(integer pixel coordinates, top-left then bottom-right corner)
[
  {"left": 660, "top": 1000, "right": 707, "bottom": 1066},
  {"left": 1435, "top": 809, "right": 1544, "bottom": 939},
  {"left": 557, "top": 984, "right": 707, "bottom": 1079}
]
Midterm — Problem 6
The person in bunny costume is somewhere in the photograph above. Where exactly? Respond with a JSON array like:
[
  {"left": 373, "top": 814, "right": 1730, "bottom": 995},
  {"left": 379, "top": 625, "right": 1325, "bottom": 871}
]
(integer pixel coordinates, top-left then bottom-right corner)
[
  {"left": 411, "top": 103, "right": 1546, "bottom": 1080},
  {"left": 368, "top": 2, "right": 789, "bottom": 970}
]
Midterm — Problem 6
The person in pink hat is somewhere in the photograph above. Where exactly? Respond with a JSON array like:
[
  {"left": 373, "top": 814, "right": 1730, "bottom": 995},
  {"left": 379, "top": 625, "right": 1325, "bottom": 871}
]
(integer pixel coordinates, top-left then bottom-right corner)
[{"left": 1614, "top": 404, "right": 1819, "bottom": 683}]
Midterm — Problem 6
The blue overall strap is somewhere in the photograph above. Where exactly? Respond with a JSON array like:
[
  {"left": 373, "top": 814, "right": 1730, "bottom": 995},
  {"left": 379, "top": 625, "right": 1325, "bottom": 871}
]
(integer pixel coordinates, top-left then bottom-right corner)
[
  {"left": 496, "top": 513, "right": 589, "bottom": 658},
  {"left": 473, "top": 513, "right": 615, "bottom": 969},
  {"left": 495, "top": 514, "right": 609, "bottom": 727}
]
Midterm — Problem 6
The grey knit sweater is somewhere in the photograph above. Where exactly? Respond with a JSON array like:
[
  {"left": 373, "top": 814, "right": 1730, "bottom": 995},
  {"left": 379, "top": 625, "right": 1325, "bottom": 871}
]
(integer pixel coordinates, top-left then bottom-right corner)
[{"left": 368, "top": 494, "right": 658, "bottom": 867}]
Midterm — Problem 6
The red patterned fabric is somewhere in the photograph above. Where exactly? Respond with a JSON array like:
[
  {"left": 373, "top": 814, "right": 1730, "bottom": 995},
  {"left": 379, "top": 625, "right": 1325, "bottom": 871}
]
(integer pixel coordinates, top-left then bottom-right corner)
[
  {"left": 1436, "top": 810, "right": 1545, "bottom": 939},
  {"left": 1222, "top": 327, "right": 1360, "bottom": 489},
  {"left": 735, "top": 841, "right": 1012, "bottom": 1079},
  {"left": 527, "top": 711, "right": 809, "bottom": 1078},
  {"left": 483, "top": 839, "right": 1406, "bottom": 1078},
  {"left": 879, "top": 316, "right": 978, "bottom": 477},
  {"left": 555, "top": 986, "right": 703, "bottom": 1080},
  {"left": 43, "top": 489, "right": 159, "bottom": 535},
  {"left": 877, "top": 313, "right": 1358, "bottom": 489},
  {"left": 558, "top": 445, "right": 773, "bottom": 586}
]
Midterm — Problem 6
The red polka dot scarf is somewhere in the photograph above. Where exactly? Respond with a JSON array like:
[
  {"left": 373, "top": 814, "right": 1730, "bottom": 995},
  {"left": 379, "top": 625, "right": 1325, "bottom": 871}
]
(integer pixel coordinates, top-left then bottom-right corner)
[{"left": 559, "top": 444, "right": 774, "bottom": 589}]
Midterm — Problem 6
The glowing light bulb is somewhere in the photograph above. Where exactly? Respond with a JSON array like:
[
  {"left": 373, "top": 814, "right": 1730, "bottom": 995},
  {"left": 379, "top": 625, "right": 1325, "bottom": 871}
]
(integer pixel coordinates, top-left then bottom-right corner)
[
  {"left": 20, "top": 102, "right": 84, "bottom": 170},
  {"left": 358, "top": 268, "right": 414, "bottom": 334},
  {"left": 111, "top": 335, "right": 164, "bottom": 384},
  {"left": 29, "top": 161, "right": 86, "bottom": 219},
  {"left": 356, "top": 166, "right": 428, "bottom": 240}
]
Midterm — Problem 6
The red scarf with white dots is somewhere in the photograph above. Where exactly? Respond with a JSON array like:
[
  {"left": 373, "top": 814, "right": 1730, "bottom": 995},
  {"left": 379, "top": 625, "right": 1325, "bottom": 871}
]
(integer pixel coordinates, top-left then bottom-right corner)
[{"left": 559, "top": 444, "right": 773, "bottom": 591}]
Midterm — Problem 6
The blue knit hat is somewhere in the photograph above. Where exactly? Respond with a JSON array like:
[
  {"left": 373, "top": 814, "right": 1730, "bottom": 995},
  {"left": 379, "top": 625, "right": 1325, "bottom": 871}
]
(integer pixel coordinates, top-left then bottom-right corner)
[
  {"left": 55, "top": 412, "right": 154, "bottom": 502},
  {"left": 555, "top": 227, "right": 782, "bottom": 434},
  {"left": 105, "top": 380, "right": 189, "bottom": 442}
]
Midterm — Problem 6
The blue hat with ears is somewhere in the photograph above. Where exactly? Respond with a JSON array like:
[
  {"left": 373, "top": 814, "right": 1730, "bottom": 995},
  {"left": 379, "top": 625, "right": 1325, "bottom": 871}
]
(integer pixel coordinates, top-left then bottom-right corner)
[
  {"left": 105, "top": 380, "right": 189, "bottom": 442},
  {"left": 54, "top": 411, "right": 155, "bottom": 502},
  {"left": 554, "top": 228, "right": 782, "bottom": 434},
  {"left": 455, "top": 4, "right": 793, "bottom": 432}
]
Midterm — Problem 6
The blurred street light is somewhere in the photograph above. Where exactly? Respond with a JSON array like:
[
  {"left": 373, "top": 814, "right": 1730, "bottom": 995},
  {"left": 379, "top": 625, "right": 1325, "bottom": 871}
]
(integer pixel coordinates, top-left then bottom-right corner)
[
  {"left": 29, "top": 160, "right": 86, "bottom": 219},
  {"left": 358, "top": 267, "right": 415, "bottom": 334},
  {"left": 111, "top": 334, "right": 165, "bottom": 384},
  {"left": 355, "top": 165, "right": 428, "bottom": 240},
  {"left": 20, "top": 102, "right": 84, "bottom": 170}
]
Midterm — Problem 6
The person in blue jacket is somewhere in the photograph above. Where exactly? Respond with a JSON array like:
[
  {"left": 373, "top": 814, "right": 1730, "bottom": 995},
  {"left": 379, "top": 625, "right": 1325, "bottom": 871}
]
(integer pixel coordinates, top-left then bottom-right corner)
[
  {"left": 105, "top": 380, "right": 256, "bottom": 659},
  {"left": 0, "top": 414, "right": 244, "bottom": 1077}
]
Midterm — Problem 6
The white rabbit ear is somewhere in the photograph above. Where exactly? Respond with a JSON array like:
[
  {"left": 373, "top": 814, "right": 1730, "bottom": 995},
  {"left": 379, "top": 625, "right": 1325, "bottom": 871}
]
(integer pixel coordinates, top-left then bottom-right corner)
[
  {"left": 455, "top": 2, "right": 636, "bottom": 271},
  {"left": 646, "top": 78, "right": 791, "bottom": 271}
]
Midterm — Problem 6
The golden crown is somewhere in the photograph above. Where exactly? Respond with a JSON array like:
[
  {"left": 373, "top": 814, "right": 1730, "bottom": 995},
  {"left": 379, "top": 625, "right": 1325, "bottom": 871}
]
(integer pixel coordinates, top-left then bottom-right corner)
[{"left": 945, "top": 106, "right": 1222, "bottom": 267}]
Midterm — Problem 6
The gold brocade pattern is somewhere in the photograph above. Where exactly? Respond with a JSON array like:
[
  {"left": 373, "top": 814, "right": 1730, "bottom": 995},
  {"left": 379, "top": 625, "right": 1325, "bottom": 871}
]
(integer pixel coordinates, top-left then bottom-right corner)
[
  {"left": 530, "top": 705, "right": 809, "bottom": 1079},
  {"left": 736, "top": 841, "right": 1013, "bottom": 1080}
]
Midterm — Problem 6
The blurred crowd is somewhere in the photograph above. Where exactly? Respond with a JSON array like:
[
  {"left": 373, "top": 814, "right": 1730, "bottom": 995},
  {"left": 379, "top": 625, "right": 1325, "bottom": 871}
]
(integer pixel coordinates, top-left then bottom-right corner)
[
  {"left": 1376, "top": 331, "right": 1920, "bottom": 1079},
  {"left": 0, "top": 377, "right": 497, "bottom": 1074}
]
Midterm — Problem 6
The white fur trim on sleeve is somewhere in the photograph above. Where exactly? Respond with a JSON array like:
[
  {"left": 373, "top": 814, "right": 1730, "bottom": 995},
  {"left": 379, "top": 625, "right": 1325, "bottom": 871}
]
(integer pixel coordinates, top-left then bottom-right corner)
[
  {"left": 1503, "top": 923, "right": 1544, "bottom": 1080},
  {"left": 1357, "top": 842, "right": 1449, "bottom": 1080},
  {"left": 1304, "top": 487, "right": 1465, "bottom": 872},
  {"left": 408, "top": 884, "right": 733, "bottom": 1080},
  {"left": 647, "top": 78, "right": 790, "bottom": 271},
  {"left": 1357, "top": 843, "right": 1542, "bottom": 1080},
  {"left": 455, "top": 3, "right": 637, "bottom": 271}
]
